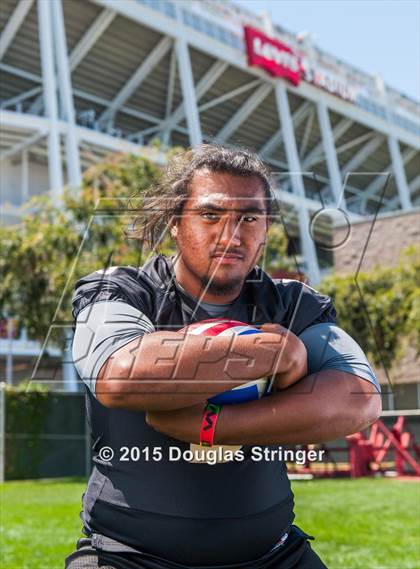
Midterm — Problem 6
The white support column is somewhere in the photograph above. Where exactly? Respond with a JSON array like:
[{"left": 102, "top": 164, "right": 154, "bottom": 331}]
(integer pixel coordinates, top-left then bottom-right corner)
[
  {"left": 317, "top": 101, "right": 347, "bottom": 209},
  {"left": 29, "top": 7, "right": 116, "bottom": 116},
  {"left": 387, "top": 135, "right": 412, "bottom": 210},
  {"left": 37, "top": 0, "right": 63, "bottom": 200},
  {"left": 275, "top": 82, "right": 321, "bottom": 285},
  {"left": 175, "top": 38, "right": 202, "bottom": 147},
  {"left": 165, "top": 46, "right": 177, "bottom": 118},
  {"left": 51, "top": 0, "right": 82, "bottom": 189},
  {"left": 161, "top": 45, "right": 177, "bottom": 145},
  {"left": 63, "top": 328, "right": 78, "bottom": 393}
]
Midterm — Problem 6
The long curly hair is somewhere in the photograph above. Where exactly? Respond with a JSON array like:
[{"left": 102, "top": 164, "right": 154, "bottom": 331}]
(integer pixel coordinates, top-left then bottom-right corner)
[{"left": 132, "top": 144, "right": 277, "bottom": 250}]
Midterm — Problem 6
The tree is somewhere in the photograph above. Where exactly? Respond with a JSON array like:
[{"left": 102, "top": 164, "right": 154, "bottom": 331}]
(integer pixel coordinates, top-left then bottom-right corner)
[
  {"left": 321, "top": 245, "right": 420, "bottom": 369},
  {"left": 0, "top": 153, "right": 161, "bottom": 342},
  {"left": 264, "top": 221, "right": 296, "bottom": 275}
]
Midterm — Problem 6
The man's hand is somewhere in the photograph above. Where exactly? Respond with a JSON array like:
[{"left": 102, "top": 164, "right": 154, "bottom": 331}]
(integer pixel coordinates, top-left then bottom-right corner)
[
  {"left": 259, "top": 323, "right": 308, "bottom": 390},
  {"left": 146, "top": 403, "right": 204, "bottom": 444},
  {"left": 259, "top": 323, "right": 288, "bottom": 334}
]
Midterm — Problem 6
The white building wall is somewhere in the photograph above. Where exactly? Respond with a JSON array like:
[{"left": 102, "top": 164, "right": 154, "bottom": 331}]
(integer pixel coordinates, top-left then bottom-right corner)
[{"left": 1, "top": 157, "right": 49, "bottom": 205}]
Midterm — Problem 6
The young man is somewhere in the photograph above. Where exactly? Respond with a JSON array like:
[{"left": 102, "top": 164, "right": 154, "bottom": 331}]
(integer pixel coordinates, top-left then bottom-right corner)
[{"left": 67, "top": 145, "right": 381, "bottom": 569}]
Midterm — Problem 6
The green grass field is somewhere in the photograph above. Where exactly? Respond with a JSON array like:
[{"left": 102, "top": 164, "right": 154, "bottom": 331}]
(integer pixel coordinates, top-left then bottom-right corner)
[{"left": 0, "top": 478, "right": 419, "bottom": 569}]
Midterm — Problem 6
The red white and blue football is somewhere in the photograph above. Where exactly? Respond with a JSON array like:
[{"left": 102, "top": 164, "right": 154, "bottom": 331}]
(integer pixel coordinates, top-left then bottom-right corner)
[{"left": 179, "top": 319, "right": 270, "bottom": 405}]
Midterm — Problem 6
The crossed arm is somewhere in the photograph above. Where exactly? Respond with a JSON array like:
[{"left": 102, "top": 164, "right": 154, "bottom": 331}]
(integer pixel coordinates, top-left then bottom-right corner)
[
  {"left": 72, "top": 297, "right": 381, "bottom": 446},
  {"left": 90, "top": 320, "right": 381, "bottom": 445},
  {"left": 145, "top": 370, "right": 382, "bottom": 445},
  {"left": 94, "top": 323, "right": 307, "bottom": 411}
]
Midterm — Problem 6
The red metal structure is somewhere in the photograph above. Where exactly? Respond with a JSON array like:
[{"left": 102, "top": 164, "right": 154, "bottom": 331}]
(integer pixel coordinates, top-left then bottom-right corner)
[
  {"left": 287, "top": 416, "right": 420, "bottom": 478},
  {"left": 347, "top": 416, "right": 420, "bottom": 477}
]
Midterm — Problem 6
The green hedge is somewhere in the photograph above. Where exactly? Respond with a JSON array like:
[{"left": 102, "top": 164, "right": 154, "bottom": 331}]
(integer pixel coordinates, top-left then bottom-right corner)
[
  {"left": 321, "top": 245, "right": 419, "bottom": 370},
  {"left": 4, "top": 385, "right": 87, "bottom": 480}
]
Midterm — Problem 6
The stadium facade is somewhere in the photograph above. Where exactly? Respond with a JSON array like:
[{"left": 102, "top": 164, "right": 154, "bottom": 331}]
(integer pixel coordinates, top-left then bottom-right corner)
[{"left": 0, "top": 0, "right": 419, "bottom": 393}]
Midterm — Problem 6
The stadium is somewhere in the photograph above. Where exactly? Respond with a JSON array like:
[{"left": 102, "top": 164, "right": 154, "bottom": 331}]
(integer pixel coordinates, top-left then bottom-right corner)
[
  {"left": 1, "top": 0, "right": 419, "bottom": 390},
  {"left": 0, "top": 3, "right": 419, "bottom": 567},
  {"left": 1, "top": 0, "right": 419, "bottom": 279}
]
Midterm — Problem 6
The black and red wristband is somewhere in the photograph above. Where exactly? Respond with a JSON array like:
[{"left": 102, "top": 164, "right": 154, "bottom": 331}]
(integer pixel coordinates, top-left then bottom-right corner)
[{"left": 199, "top": 402, "right": 222, "bottom": 447}]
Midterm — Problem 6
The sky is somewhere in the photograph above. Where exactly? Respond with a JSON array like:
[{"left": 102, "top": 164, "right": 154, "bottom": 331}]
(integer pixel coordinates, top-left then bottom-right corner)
[{"left": 234, "top": 0, "right": 420, "bottom": 102}]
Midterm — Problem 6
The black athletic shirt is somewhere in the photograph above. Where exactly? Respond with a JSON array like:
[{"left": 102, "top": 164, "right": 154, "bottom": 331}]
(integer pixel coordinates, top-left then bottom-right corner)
[{"left": 71, "top": 254, "right": 379, "bottom": 566}]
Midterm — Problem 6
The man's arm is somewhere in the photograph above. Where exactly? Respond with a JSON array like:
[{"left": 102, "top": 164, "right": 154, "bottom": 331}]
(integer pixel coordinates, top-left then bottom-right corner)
[
  {"left": 96, "top": 326, "right": 307, "bottom": 411},
  {"left": 73, "top": 300, "right": 307, "bottom": 411},
  {"left": 146, "top": 323, "right": 383, "bottom": 443},
  {"left": 146, "top": 370, "right": 382, "bottom": 445}
]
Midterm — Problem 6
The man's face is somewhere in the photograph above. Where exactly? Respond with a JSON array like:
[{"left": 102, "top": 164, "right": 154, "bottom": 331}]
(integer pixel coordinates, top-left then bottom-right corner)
[{"left": 171, "top": 169, "right": 269, "bottom": 303}]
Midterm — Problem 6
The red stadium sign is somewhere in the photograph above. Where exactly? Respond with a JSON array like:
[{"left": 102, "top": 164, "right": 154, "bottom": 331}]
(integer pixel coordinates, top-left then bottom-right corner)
[{"left": 244, "top": 26, "right": 301, "bottom": 85}]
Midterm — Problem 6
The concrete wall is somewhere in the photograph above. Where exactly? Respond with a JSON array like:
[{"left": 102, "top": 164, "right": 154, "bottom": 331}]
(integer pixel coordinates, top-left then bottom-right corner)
[{"left": 0, "top": 156, "right": 50, "bottom": 205}]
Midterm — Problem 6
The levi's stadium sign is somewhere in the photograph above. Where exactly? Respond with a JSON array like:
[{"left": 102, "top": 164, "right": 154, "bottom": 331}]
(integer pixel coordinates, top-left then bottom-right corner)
[
  {"left": 244, "top": 26, "right": 301, "bottom": 86},
  {"left": 243, "top": 26, "right": 357, "bottom": 103}
]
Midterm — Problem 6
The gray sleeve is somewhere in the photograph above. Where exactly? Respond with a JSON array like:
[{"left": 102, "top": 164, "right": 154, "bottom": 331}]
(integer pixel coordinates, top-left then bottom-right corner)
[
  {"left": 72, "top": 300, "right": 155, "bottom": 396},
  {"left": 298, "top": 323, "right": 381, "bottom": 393}
]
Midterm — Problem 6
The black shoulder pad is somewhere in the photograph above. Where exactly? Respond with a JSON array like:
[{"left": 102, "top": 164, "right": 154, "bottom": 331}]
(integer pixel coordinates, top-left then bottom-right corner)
[
  {"left": 274, "top": 279, "right": 337, "bottom": 334},
  {"left": 72, "top": 266, "right": 154, "bottom": 321}
]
